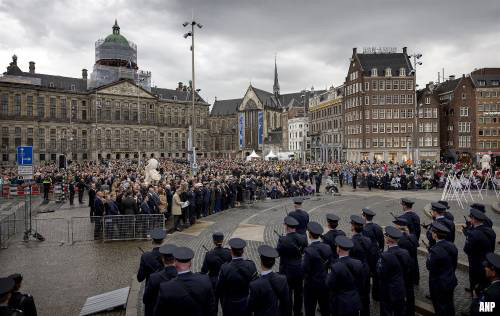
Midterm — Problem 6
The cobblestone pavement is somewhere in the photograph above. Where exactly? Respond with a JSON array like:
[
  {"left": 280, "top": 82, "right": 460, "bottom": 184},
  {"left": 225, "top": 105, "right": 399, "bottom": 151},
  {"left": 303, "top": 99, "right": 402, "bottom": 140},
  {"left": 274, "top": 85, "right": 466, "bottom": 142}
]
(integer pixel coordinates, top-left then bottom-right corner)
[{"left": 0, "top": 188, "right": 498, "bottom": 315}]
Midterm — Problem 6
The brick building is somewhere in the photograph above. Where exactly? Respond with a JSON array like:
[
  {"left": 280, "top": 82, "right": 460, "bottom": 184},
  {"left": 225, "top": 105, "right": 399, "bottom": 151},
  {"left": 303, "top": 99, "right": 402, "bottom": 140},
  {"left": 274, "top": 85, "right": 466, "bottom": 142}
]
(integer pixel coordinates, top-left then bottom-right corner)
[
  {"left": 415, "top": 83, "right": 441, "bottom": 161},
  {"left": 209, "top": 97, "right": 240, "bottom": 158}
]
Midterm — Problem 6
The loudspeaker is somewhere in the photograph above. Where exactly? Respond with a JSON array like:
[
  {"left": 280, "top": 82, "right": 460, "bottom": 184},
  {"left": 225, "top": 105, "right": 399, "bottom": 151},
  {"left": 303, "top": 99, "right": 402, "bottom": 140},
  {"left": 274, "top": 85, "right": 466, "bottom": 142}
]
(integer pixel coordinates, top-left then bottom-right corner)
[{"left": 59, "top": 155, "right": 66, "bottom": 169}]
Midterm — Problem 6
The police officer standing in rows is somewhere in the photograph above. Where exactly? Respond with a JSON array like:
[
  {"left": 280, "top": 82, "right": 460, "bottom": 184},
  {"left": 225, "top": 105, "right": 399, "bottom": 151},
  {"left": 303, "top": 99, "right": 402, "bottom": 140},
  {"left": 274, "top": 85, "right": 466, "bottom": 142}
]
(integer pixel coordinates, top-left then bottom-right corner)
[
  {"left": 201, "top": 232, "right": 232, "bottom": 313},
  {"left": 470, "top": 203, "right": 493, "bottom": 228},
  {"left": 302, "top": 222, "right": 332, "bottom": 316},
  {"left": 247, "top": 245, "right": 292, "bottom": 316},
  {"left": 321, "top": 213, "right": 346, "bottom": 260},
  {"left": 143, "top": 244, "right": 177, "bottom": 316},
  {"left": 470, "top": 253, "right": 500, "bottom": 315},
  {"left": 0, "top": 277, "right": 23, "bottom": 316},
  {"left": 277, "top": 216, "right": 307, "bottom": 316},
  {"left": 6, "top": 274, "right": 36, "bottom": 316},
  {"left": 137, "top": 228, "right": 166, "bottom": 284},
  {"left": 361, "top": 208, "right": 383, "bottom": 301},
  {"left": 288, "top": 197, "right": 309, "bottom": 238},
  {"left": 426, "top": 202, "right": 455, "bottom": 247},
  {"left": 463, "top": 208, "right": 496, "bottom": 295},
  {"left": 327, "top": 236, "right": 363, "bottom": 316},
  {"left": 154, "top": 247, "right": 216, "bottom": 316},
  {"left": 216, "top": 238, "right": 257, "bottom": 316},
  {"left": 426, "top": 222, "right": 458, "bottom": 316},
  {"left": 399, "top": 198, "right": 421, "bottom": 240}
]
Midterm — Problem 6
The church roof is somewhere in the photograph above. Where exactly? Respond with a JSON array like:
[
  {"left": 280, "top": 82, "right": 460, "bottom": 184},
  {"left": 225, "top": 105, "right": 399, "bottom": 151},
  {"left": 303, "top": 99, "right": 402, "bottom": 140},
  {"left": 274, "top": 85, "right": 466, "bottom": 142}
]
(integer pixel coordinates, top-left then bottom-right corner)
[
  {"left": 104, "top": 20, "right": 129, "bottom": 46},
  {"left": 151, "top": 87, "right": 207, "bottom": 104},
  {"left": 211, "top": 98, "right": 242, "bottom": 116}
]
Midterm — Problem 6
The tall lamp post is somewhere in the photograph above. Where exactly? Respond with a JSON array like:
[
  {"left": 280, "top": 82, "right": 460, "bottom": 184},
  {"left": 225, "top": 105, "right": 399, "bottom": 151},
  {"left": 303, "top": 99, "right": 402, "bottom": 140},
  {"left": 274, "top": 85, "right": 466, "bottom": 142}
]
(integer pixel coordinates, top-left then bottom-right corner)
[
  {"left": 136, "top": 77, "right": 146, "bottom": 166},
  {"left": 183, "top": 19, "right": 202, "bottom": 171},
  {"left": 409, "top": 52, "right": 423, "bottom": 165}
]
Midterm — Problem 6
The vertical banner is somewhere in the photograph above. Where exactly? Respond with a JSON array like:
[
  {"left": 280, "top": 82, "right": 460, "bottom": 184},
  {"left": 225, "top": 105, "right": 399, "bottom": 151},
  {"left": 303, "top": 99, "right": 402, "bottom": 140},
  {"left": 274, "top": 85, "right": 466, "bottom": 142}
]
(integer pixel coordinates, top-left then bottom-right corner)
[
  {"left": 258, "top": 111, "right": 263, "bottom": 146},
  {"left": 239, "top": 113, "right": 245, "bottom": 149},
  {"left": 188, "top": 126, "right": 193, "bottom": 163}
]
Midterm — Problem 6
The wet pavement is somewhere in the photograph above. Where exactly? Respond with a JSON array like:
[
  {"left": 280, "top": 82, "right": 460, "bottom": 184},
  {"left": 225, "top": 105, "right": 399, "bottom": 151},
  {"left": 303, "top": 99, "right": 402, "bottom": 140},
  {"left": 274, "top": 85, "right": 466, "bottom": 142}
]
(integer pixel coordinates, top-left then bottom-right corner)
[{"left": 0, "top": 188, "right": 498, "bottom": 315}]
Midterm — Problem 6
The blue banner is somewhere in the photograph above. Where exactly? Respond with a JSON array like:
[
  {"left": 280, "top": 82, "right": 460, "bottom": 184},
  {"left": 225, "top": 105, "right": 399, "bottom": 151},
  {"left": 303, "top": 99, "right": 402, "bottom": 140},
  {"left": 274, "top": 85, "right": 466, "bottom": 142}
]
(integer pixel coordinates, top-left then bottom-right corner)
[
  {"left": 258, "top": 111, "right": 263, "bottom": 146},
  {"left": 239, "top": 113, "right": 245, "bottom": 149},
  {"left": 17, "top": 146, "right": 33, "bottom": 165}
]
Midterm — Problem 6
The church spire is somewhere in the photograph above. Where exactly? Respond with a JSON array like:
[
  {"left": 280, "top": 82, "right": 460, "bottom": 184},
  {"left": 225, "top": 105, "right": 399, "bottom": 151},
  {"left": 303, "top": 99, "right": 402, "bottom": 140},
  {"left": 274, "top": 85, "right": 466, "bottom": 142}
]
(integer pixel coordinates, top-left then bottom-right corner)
[{"left": 273, "top": 54, "right": 280, "bottom": 97}]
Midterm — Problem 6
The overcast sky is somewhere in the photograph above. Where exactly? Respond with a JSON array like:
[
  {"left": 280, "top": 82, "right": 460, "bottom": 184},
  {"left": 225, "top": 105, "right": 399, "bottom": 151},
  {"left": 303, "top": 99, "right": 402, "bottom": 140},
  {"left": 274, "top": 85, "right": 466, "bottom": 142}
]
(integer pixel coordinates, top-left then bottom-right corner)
[{"left": 1, "top": 0, "right": 499, "bottom": 104}]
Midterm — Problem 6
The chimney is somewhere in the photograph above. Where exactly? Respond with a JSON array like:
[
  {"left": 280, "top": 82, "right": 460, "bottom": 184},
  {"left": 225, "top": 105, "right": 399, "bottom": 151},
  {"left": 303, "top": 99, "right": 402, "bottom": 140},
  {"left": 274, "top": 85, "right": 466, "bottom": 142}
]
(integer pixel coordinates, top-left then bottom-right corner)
[
  {"left": 82, "top": 68, "right": 88, "bottom": 80},
  {"left": 29, "top": 61, "right": 35, "bottom": 74},
  {"left": 449, "top": 75, "right": 456, "bottom": 80},
  {"left": 402, "top": 47, "right": 407, "bottom": 55},
  {"left": 352, "top": 47, "right": 357, "bottom": 55},
  {"left": 462, "top": 74, "right": 465, "bottom": 78}
]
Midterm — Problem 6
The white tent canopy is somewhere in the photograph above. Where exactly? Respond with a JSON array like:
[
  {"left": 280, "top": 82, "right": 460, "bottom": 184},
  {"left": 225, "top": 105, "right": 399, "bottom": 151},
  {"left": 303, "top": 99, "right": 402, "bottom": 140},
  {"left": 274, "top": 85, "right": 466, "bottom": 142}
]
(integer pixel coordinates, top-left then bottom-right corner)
[
  {"left": 246, "top": 150, "right": 261, "bottom": 161},
  {"left": 264, "top": 150, "right": 277, "bottom": 160}
]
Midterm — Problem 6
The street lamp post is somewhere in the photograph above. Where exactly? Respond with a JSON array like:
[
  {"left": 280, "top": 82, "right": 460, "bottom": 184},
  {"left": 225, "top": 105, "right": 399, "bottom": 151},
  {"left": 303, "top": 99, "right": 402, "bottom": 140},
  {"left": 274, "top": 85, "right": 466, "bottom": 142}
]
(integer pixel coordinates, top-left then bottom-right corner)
[
  {"left": 409, "top": 52, "right": 423, "bottom": 165},
  {"left": 136, "top": 78, "right": 145, "bottom": 166},
  {"left": 94, "top": 90, "right": 99, "bottom": 165},
  {"left": 183, "top": 19, "right": 202, "bottom": 172}
]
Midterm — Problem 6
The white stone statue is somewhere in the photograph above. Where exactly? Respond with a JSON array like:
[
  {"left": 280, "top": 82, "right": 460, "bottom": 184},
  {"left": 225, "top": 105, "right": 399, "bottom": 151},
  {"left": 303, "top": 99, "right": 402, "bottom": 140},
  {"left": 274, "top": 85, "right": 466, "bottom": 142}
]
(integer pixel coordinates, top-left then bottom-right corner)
[
  {"left": 144, "top": 158, "right": 161, "bottom": 185},
  {"left": 480, "top": 154, "right": 491, "bottom": 171}
]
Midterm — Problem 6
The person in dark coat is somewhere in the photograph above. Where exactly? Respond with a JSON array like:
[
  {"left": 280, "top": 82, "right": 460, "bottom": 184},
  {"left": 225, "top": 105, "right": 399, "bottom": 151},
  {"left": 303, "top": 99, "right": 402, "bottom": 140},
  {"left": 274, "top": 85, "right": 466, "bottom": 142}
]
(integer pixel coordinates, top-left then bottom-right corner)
[
  {"left": 143, "top": 244, "right": 178, "bottom": 316},
  {"left": 277, "top": 216, "right": 308, "bottom": 316},
  {"left": 7, "top": 274, "right": 37, "bottom": 316},
  {"left": 470, "top": 253, "right": 500, "bottom": 315},
  {"left": 121, "top": 191, "right": 138, "bottom": 215},
  {"left": 154, "top": 247, "right": 216, "bottom": 316},
  {"left": 288, "top": 197, "right": 309, "bottom": 237},
  {"left": 77, "top": 178, "right": 85, "bottom": 204},
  {"left": 315, "top": 172, "right": 322, "bottom": 194},
  {"left": 137, "top": 228, "right": 166, "bottom": 284},
  {"left": 202, "top": 184, "right": 211, "bottom": 217},
  {"left": 321, "top": 213, "right": 346, "bottom": 260},
  {"left": 88, "top": 183, "right": 96, "bottom": 218},
  {"left": 463, "top": 208, "right": 497, "bottom": 294},
  {"left": 201, "top": 232, "right": 232, "bottom": 313},
  {"left": 68, "top": 180, "right": 75, "bottom": 206},
  {"left": 165, "top": 185, "right": 173, "bottom": 216},
  {"left": 426, "top": 222, "right": 458, "bottom": 316},
  {"left": 399, "top": 198, "right": 421, "bottom": 240},
  {"left": 361, "top": 208, "right": 383, "bottom": 301},
  {"left": 426, "top": 202, "right": 455, "bottom": 247},
  {"left": 352, "top": 171, "right": 358, "bottom": 190},
  {"left": 248, "top": 245, "right": 292, "bottom": 316},
  {"left": 470, "top": 202, "right": 493, "bottom": 228},
  {"left": 327, "top": 236, "right": 363, "bottom": 316},
  {"left": 438, "top": 200, "right": 454, "bottom": 222},
  {"left": 393, "top": 217, "right": 420, "bottom": 291},
  {"left": 93, "top": 191, "right": 105, "bottom": 240},
  {"left": 0, "top": 277, "right": 24, "bottom": 316},
  {"left": 216, "top": 238, "right": 258, "bottom": 316},
  {"left": 302, "top": 222, "right": 332, "bottom": 316}
]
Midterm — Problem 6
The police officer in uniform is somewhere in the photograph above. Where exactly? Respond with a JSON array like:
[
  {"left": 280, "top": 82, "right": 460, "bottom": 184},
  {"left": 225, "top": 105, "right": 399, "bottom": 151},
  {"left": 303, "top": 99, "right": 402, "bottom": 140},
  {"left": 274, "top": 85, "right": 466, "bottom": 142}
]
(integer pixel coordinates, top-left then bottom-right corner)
[
  {"left": 0, "top": 277, "right": 23, "bottom": 316},
  {"left": 327, "top": 236, "right": 363, "bottom": 316},
  {"left": 438, "top": 200, "right": 454, "bottom": 222},
  {"left": 154, "top": 247, "right": 216, "bottom": 316},
  {"left": 463, "top": 208, "right": 496, "bottom": 294},
  {"left": 393, "top": 217, "right": 420, "bottom": 289},
  {"left": 6, "top": 274, "right": 35, "bottom": 316},
  {"left": 426, "top": 202, "right": 455, "bottom": 247},
  {"left": 143, "top": 244, "right": 177, "bottom": 316},
  {"left": 399, "top": 198, "right": 421, "bottom": 240},
  {"left": 288, "top": 197, "right": 309, "bottom": 237},
  {"left": 349, "top": 215, "right": 373, "bottom": 316},
  {"left": 201, "top": 232, "right": 232, "bottom": 312},
  {"left": 470, "top": 203, "right": 493, "bottom": 228},
  {"left": 426, "top": 222, "right": 458, "bottom": 316},
  {"left": 470, "top": 253, "right": 500, "bottom": 315},
  {"left": 216, "top": 238, "right": 257, "bottom": 316},
  {"left": 277, "top": 216, "right": 308, "bottom": 316},
  {"left": 377, "top": 226, "right": 411, "bottom": 316},
  {"left": 361, "top": 208, "right": 384, "bottom": 301},
  {"left": 137, "top": 228, "right": 166, "bottom": 284},
  {"left": 248, "top": 245, "right": 292, "bottom": 316},
  {"left": 321, "top": 213, "right": 346, "bottom": 260},
  {"left": 302, "top": 222, "right": 332, "bottom": 316}
]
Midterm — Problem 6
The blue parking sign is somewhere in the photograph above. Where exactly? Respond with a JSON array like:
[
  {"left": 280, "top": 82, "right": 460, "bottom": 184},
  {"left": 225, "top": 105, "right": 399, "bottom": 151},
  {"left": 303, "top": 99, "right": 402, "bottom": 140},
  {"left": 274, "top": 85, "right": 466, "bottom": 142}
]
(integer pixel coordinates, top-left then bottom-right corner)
[{"left": 17, "top": 146, "right": 33, "bottom": 165}]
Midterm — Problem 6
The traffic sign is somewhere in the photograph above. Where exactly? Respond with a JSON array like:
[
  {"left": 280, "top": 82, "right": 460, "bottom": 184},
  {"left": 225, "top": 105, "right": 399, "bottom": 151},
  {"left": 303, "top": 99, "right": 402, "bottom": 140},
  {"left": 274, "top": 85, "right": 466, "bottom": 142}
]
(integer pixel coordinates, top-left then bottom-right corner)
[
  {"left": 18, "top": 165, "right": 33, "bottom": 180},
  {"left": 17, "top": 146, "right": 33, "bottom": 165}
]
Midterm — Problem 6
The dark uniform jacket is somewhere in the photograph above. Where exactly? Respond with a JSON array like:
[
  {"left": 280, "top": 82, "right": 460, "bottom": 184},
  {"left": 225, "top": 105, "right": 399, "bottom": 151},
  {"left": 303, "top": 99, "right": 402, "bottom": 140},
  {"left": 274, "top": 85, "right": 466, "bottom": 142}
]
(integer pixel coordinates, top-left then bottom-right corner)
[
  {"left": 137, "top": 247, "right": 163, "bottom": 283},
  {"left": 288, "top": 209, "right": 309, "bottom": 236},
  {"left": 8, "top": 292, "right": 36, "bottom": 316},
  {"left": 362, "top": 222, "right": 385, "bottom": 250},
  {"left": 464, "top": 224, "right": 496, "bottom": 289},
  {"left": 201, "top": 247, "right": 232, "bottom": 288},
  {"left": 327, "top": 256, "right": 363, "bottom": 316},
  {"left": 247, "top": 271, "right": 292, "bottom": 316},
  {"left": 387, "top": 246, "right": 412, "bottom": 299},
  {"left": 321, "top": 228, "right": 346, "bottom": 260},
  {"left": 143, "top": 266, "right": 177, "bottom": 316},
  {"left": 0, "top": 306, "right": 24, "bottom": 316},
  {"left": 88, "top": 188, "right": 96, "bottom": 207},
  {"left": 216, "top": 258, "right": 258, "bottom": 316},
  {"left": 154, "top": 271, "right": 216, "bottom": 316},
  {"left": 377, "top": 248, "right": 407, "bottom": 303},
  {"left": 426, "top": 216, "right": 455, "bottom": 247},
  {"left": 302, "top": 240, "right": 332, "bottom": 288},
  {"left": 398, "top": 232, "right": 420, "bottom": 285},
  {"left": 426, "top": 240, "right": 458, "bottom": 293},
  {"left": 399, "top": 211, "right": 421, "bottom": 240},
  {"left": 350, "top": 233, "right": 376, "bottom": 273},
  {"left": 94, "top": 198, "right": 105, "bottom": 217},
  {"left": 277, "top": 232, "right": 307, "bottom": 279},
  {"left": 470, "top": 280, "right": 500, "bottom": 316},
  {"left": 121, "top": 196, "right": 138, "bottom": 215}
]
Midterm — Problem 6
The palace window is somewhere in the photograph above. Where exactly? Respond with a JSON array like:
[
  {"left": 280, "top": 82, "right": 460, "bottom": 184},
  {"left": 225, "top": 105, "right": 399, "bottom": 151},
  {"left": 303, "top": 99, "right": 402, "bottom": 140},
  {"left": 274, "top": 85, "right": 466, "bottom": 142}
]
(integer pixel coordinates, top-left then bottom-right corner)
[
  {"left": 27, "top": 95, "right": 33, "bottom": 117},
  {"left": 71, "top": 99, "right": 77, "bottom": 120},
  {"left": 37, "top": 96, "right": 45, "bottom": 118},
  {"left": 61, "top": 98, "right": 67, "bottom": 119},
  {"left": 13, "top": 95, "right": 21, "bottom": 116}
]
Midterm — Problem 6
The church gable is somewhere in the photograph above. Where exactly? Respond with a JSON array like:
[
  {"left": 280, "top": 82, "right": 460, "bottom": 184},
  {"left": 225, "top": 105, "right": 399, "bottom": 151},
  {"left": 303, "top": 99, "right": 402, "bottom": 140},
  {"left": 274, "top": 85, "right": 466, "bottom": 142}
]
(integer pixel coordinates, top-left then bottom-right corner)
[
  {"left": 239, "top": 86, "right": 263, "bottom": 111},
  {"left": 97, "top": 80, "right": 155, "bottom": 99}
]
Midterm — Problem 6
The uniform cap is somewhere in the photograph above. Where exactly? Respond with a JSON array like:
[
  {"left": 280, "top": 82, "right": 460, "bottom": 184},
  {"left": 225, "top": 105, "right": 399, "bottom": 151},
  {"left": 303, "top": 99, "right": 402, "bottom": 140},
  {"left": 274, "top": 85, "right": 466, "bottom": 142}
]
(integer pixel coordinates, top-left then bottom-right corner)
[
  {"left": 293, "top": 197, "right": 303, "bottom": 204},
  {"left": 431, "top": 222, "right": 450, "bottom": 234},
  {"left": 258, "top": 245, "right": 279, "bottom": 259},
  {"left": 392, "top": 217, "right": 409, "bottom": 227},
  {"left": 173, "top": 246, "right": 194, "bottom": 262},
  {"left": 470, "top": 208, "right": 488, "bottom": 221},
  {"left": 326, "top": 213, "right": 340, "bottom": 222},
  {"left": 485, "top": 253, "right": 500, "bottom": 271},
  {"left": 0, "top": 277, "right": 15, "bottom": 296},
  {"left": 384, "top": 226, "right": 403, "bottom": 239},
  {"left": 335, "top": 235, "right": 354, "bottom": 249},
  {"left": 284, "top": 216, "right": 299, "bottom": 227},
  {"left": 362, "top": 208, "right": 376, "bottom": 217},
  {"left": 149, "top": 228, "right": 166, "bottom": 240},
  {"left": 470, "top": 203, "right": 486, "bottom": 213},
  {"left": 438, "top": 200, "right": 450, "bottom": 209},
  {"left": 228, "top": 238, "right": 246, "bottom": 249},
  {"left": 7, "top": 273, "right": 22, "bottom": 284},
  {"left": 350, "top": 214, "right": 365, "bottom": 225},
  {"left": 431, "top": 202, "right": 447, "bottom": 213},
  {"left": 307, "top": 222, "right": 324, "bottom": 235},
  {"left": 401, "top": 198, "right": 414, "bottom": 206},
  {"left": 159, "top": 244, "right": 177, "bottom": 256},
  {"left": 212, "top": 232, "right": 224, "bottom": 241}
]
